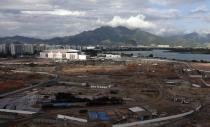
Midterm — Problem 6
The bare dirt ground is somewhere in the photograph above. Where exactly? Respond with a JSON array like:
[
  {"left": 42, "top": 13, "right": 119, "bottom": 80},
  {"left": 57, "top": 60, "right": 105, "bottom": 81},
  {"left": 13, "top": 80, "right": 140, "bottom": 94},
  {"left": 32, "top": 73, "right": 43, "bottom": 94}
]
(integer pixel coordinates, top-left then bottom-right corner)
[
  {"left": 191, "top": 63, "right": 210, "bottom": 71},
  {"left": 3, "top": 59, "right": 210, "bottom": 127}
]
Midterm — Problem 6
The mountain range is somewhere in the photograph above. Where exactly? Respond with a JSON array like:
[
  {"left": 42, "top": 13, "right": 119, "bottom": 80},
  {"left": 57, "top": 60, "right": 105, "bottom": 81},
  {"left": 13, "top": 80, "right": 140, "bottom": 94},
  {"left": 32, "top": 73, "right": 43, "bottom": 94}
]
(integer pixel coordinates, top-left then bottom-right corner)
[{"left": 0, "top": 26, "right": 210, "bottom": 47}]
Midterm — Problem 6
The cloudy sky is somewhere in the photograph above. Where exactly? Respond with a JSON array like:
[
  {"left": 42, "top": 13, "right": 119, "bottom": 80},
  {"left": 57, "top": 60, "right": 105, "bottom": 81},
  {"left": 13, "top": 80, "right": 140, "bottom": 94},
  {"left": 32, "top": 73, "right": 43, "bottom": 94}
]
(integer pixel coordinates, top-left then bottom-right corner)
[{"left": 0, "top": 0, "right": 210, "bottom": 39}]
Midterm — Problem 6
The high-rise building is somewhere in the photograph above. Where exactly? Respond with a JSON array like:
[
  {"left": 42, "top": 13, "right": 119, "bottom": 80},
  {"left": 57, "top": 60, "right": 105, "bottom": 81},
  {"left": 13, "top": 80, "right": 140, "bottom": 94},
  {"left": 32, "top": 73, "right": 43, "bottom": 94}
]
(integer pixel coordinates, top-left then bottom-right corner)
[
  {"left": 9, "top": 44, "right": 23, "bottom": 56},
  {"left": 23, "top": 44, "right": 34, "bottom": 54},
  {"left": 0, "top": 44, "right": 8, "bottom": 54}
]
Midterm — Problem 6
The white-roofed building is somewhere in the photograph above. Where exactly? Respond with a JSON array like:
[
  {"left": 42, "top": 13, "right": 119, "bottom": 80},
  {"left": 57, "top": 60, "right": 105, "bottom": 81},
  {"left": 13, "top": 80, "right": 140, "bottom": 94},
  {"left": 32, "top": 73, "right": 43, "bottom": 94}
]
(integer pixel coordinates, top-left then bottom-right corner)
[
  {"left": 129, "top": 106, "right": 145, "bottom": 112},
  {"left": 40, "top": 49, "right": 86, "bottom": 60},
  {"left": 105, "top": 54, "right": 121, "bottom": 59},
  {"left": 78, "top": 54, "right": 87, "bottom": 60}
]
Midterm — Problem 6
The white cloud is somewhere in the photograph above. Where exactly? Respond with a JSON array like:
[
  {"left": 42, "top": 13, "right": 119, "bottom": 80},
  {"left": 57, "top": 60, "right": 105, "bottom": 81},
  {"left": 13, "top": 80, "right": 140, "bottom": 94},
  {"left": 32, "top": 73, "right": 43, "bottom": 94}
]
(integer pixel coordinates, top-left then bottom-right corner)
[
  {"left": 21, "top": 9, "right": 86, "bottom": 16},
  {"left": 0, "top": 21, "right": 20, "bottom": 30},
  {"left": 149, "top": 0, "right": 206, "bottom": 6},
  {"left": 111, "top": 1, "right": 123, "bottom": 8},
  {"left": 149, "top": 0, "right": 167, "bottom": 5},
  {"left": 155, "top": 27, "right": 184, "bottom": 36},
  {"left": 199, "top": 29, "right": 210, "bottom": 35},
  {"left": 99, "top": 14, "right": 156, "bottom": 29},
  {"left": 0, "top": 0, "right": 209, "bottom": 38},
  {"left": 84, "top": 0, "right": 97, "bottom": 2},
  {"left": 142, "top": 8, "right": 180, "bottom": 20},
  {"left": 191, "top": 5, "right": 208, "bottom": 14}
]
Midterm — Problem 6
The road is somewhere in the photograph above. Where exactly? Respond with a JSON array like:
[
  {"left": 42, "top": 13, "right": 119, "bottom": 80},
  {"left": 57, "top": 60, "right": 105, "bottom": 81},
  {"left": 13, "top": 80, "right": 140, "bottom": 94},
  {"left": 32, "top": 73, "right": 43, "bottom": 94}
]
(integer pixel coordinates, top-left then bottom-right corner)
[{"left": 113, "top": 105, "right": 201, "bottom": 127}]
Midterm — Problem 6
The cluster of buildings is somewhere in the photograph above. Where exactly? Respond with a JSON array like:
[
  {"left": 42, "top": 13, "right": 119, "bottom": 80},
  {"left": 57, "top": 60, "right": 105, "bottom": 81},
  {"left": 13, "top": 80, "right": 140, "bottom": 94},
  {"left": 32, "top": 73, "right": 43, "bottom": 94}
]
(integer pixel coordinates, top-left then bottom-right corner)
[
  {"left": 40, "top": 49, "right": 87, "bottom": 60},
  {"left": 0, "top": 43, "right": 124, "bottom": 61},
  {"left": 0, "top": 43, "right": 34, "bottom": 56},
  {"left": 97, "top": 54, "right": 121, "bottom": 59},
  {"left": 0, "top": 43, "right": 95, "bottom": 59}
]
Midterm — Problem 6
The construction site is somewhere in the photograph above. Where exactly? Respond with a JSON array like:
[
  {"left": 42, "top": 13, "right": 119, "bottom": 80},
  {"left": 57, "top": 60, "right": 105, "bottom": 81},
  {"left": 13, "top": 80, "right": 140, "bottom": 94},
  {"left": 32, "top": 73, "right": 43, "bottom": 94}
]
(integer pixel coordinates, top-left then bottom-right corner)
[{"left": 0, "top": 57, "right": 210, "bottom": 127}]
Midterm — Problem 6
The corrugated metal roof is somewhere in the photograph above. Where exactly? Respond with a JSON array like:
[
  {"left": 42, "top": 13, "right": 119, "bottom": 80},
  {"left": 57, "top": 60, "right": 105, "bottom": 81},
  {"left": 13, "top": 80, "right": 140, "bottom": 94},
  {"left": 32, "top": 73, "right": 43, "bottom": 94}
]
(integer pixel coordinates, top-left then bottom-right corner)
[
  {"left": 129, "top": 107, "right": 145, "bottom": 112},
  {"left": 0, "top": 109, "right": 36, "bottom": 115},
  {"left": 57, "top": 114, "right": 87, "bottom": 123}
]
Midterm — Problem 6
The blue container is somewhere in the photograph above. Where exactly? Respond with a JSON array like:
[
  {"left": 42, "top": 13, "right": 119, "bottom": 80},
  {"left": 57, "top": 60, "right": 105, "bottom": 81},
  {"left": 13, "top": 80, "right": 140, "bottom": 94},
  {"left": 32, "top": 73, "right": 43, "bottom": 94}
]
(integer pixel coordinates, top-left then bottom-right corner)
[
  {"left": 97, "top": 112, "right": 110, "bottom": 121},
  {"left": 89, "top": 111, "right": 98, "bottom": 120}
]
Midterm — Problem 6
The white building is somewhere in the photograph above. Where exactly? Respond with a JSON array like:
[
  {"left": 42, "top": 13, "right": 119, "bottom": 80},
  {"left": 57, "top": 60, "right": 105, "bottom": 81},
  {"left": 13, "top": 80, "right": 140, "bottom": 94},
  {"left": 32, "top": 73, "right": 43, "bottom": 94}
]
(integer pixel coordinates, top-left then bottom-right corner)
[
  {"left": 207, "top": 43, "right": 210, "bottom": 49},
  {"left": 105, "top": 54, "right": 121, "bottom": 59},
  {"left": 66, "top": 51, "right": 78, "bottom": 60},
  {"left": 157, "top": 45, "right": 170, "bottom": 48},
  {"left": 40, "top": 49, "right": 86, "bottom": 60},
  {"left": 174, "top": 45, "right": 183, "bottom": 48},
  {"left": 86, "top": 46, "right": 95, "bottom": 50},
  {"left": 78, "top": 54, "right": 87, "bottom": 60}
]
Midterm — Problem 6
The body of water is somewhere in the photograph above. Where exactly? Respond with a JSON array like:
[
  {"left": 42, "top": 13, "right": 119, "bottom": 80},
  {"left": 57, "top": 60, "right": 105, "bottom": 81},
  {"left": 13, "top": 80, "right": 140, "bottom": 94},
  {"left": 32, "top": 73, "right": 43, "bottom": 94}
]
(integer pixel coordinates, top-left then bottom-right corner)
[{"left": 111, "top": 49, "right": 210, "bottom": 62}]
